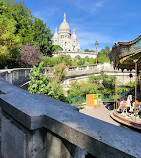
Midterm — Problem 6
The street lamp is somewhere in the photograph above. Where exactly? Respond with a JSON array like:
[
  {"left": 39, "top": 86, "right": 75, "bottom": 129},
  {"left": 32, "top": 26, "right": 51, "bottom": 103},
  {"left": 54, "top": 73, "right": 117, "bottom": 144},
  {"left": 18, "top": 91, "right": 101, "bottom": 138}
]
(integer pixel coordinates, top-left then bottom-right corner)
[{"left": 95, "top": 41, "right": 98, "bottom": 65}]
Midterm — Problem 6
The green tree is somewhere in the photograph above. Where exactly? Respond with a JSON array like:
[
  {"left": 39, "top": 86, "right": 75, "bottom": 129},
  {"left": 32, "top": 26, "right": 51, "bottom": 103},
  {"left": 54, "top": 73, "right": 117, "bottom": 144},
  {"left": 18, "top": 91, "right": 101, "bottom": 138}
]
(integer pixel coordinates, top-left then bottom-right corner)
[
  {"left": 32, "top": 18, "right": 53, "bottom": 56},
  {"left": 84, "top": 49, "right": 89, "bottom": 52},
  {"left": 0, "top": 15, "right": 21, "bottom": 65},
  {"left": 1, "top": 0, "right": 54, "bottom": 61},
  {"left": 97, "top": 46, "right": 110, "bottom": 63},
  {"left": 53, "top": 45, "right": 63, "bottom": 53}
]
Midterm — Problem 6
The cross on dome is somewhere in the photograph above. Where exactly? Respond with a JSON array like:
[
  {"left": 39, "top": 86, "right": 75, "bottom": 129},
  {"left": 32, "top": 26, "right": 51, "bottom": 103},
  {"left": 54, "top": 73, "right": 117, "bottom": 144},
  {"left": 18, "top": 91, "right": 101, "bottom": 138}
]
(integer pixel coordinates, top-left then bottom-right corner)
[{"left": 64, "top": 13, "right": 66, "bottom": 22}]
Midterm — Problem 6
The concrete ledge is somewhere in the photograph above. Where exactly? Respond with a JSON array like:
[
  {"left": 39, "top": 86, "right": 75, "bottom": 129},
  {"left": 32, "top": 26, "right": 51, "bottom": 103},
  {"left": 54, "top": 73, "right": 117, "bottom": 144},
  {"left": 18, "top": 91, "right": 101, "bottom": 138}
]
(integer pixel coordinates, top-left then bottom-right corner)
[{"left": 0, "top": 78, "right": 141, "bottom": 157}]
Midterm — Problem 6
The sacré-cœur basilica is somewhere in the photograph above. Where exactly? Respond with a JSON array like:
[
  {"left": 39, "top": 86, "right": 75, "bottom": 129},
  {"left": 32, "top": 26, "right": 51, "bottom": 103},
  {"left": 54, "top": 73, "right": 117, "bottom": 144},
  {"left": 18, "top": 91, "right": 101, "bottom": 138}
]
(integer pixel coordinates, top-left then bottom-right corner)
[{"left": 53, "top": 13, "right": 81, "bottom": 52}]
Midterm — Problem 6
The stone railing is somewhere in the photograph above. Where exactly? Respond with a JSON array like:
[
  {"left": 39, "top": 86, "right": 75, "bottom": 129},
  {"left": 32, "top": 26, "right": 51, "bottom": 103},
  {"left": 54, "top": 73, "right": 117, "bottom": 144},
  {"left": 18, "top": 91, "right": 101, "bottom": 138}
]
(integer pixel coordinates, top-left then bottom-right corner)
[
  {"left": 0, "top": 63, "right": 136, "bottom": 88},
  {"left": 0, "top": 69, "right": 141, "bottom": 158},
  {"left": 0, "top": 78, "right": 141, "bottom": 158},
  {"left": 0, "top": 67, "right": 54, "bottom": 86},
  {"left": 0, "top": 68, "right": 31, "bottom": 85},
  {"left": 68, "top": 64, "right": 97, "bottom": 71}
]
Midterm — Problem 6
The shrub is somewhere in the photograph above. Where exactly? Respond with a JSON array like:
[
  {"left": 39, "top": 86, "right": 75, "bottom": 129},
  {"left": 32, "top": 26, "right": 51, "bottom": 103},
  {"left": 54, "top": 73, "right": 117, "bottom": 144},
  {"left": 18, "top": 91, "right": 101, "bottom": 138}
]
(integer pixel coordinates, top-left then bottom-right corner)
[
  {"left": 28, "top": 62, "right": 66, "bottom": 102},
  {"left": 54, "top": 62, "right": 67, "bottom": 83}
]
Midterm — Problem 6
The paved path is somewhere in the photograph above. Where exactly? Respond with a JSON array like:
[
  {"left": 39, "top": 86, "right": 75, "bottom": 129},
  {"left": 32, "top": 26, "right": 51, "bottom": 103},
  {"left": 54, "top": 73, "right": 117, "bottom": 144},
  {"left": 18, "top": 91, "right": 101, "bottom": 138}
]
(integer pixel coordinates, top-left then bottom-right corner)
[{"left": 80, "top": 104, "right": 121, "bottom": 126}]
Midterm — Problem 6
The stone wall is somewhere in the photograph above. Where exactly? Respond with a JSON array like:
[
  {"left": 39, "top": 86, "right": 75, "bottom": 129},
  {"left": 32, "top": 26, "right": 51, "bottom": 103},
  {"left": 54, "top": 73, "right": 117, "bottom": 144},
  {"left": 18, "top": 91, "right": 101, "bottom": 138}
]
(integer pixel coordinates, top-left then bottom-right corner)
[{"left": 0, "top": 78, "right": 141, "bottom": 158}]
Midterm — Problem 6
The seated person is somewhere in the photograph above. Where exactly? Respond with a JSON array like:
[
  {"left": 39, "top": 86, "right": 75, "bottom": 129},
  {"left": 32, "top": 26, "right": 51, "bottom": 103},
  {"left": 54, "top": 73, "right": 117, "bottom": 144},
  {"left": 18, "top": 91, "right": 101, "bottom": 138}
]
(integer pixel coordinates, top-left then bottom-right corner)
[
  {"left": 117, "top": 97, "right": 127, "bottom": 112},
  {"left": 117, "top": 95, "right": 132, "bottom": 113}
]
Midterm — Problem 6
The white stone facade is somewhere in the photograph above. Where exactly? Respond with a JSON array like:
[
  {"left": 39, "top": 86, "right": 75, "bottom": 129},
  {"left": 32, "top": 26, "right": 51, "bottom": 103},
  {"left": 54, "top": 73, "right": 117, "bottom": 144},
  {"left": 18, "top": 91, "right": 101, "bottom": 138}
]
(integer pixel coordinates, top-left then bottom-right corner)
[{"left": 53, "top": 13, "right": 81, "bottom": 52}]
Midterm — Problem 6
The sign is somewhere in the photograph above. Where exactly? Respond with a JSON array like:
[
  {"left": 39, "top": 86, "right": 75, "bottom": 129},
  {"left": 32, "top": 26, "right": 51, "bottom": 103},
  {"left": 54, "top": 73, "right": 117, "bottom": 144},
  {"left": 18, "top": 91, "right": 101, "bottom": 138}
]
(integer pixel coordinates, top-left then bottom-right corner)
[{"left": 86, "top": 94, "right": 102, "bottom": 108}]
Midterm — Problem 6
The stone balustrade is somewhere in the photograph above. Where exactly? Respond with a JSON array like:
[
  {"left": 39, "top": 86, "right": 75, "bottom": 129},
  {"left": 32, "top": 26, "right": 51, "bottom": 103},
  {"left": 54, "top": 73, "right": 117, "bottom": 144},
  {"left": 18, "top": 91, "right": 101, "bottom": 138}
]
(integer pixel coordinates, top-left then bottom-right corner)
[
  {"left": 0, "top": 78, "right": 141, "bottom": 158},
  {"left": 0, "top": 63, "right": 136, "bottom": 87},
  {"left": 68, "top": 64, "right": 97, "bottom": 71}
]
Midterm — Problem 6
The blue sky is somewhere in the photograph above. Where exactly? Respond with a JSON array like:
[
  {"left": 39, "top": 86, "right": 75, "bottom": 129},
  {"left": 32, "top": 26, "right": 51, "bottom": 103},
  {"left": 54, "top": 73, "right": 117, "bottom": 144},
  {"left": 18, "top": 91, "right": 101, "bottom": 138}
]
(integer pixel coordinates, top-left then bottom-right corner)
[{"left": 20, "top": 0, "right": 141, "bottom": 51}]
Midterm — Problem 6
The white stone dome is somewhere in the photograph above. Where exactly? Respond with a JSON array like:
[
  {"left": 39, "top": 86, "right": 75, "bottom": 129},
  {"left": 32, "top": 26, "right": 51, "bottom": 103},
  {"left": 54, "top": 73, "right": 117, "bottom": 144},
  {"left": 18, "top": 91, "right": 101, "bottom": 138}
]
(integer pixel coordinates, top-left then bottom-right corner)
[
  {"left": 59, "top": 13, "right": 70, "bottom": 33},
  {"left": 59, "top": 22, "right": 70, "bottom": 31}
]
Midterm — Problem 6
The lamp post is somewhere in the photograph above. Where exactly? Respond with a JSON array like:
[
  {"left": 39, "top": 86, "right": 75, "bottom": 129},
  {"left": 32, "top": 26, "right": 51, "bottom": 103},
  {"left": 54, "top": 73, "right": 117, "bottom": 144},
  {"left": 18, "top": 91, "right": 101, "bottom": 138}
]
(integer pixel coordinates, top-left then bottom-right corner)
[{"left": 95, "top": 41, "right": 98, "bottom": 65}]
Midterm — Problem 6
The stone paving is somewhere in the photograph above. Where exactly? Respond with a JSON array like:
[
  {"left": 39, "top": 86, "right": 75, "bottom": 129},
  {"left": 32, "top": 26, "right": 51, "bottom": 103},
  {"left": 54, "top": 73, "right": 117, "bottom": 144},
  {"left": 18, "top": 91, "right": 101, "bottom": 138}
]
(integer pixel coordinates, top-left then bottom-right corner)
[{"left": 80, "top": 104, "right": 121, "bottom": 126}]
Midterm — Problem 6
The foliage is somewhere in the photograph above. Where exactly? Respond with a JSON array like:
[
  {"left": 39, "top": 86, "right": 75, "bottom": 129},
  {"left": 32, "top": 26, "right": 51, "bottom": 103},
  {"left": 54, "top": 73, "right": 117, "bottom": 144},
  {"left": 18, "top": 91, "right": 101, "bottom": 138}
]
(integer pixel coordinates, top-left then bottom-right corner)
[
  {"left": 85, "top": 58, "right": 96, "bottom": 64},
  {"left": 68, "top": 74, "right": 116, "bottom": 103},
  {"left": 84, "top": 49, "right": 95, "bottom": 52},
  {"left": 47, "top": 81, "right": 67, "bottom": 102},
  {"left": 18, "top": 43, "right": 43, "bottom": 67},
  {"left": 0, "top": 0, "right": 53, "bottom": 68},
  {"left": 43, "top": 54, "right": 77, "bottom": 67},
  {"left": 31, "top": 18, "right": 53, "bottom": 57},
  {"left": 28, "top": 62, "right": 66, "bottom": 102},
  {"left": 77, "top": 58, "right": 86, "bottom": 65},
  {"left": 0, "top": 14, "right": 21, "bottom": 65},
  {"left": 53, "top": 45, "right": 63, "bottom": 53},
  {"left": 54, "top": 62, "right": 67, "bottom": 83},
  {"left": 43, "top": 54, "right": 98, "bottom": 67},
  {"left": 97, "top": 46, "right": 110, "bottom": 63},
  {"left": 28, "top": 62, "right": 50, "bottom": 94}
]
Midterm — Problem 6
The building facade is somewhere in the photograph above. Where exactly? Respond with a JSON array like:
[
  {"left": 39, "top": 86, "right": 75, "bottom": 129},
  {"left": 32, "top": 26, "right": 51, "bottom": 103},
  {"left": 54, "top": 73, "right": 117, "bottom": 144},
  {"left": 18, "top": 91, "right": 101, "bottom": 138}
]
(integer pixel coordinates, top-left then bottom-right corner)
[{"left": 53, "top": 13, "right": 81, "bottom": 52}]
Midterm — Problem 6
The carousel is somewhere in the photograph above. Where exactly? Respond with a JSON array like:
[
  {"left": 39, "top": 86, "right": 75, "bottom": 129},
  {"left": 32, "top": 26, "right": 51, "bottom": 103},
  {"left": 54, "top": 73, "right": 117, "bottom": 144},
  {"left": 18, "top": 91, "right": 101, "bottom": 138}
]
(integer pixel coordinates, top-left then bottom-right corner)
[{"left": 109, "top": 35, "right": 141, "bottom": 130}]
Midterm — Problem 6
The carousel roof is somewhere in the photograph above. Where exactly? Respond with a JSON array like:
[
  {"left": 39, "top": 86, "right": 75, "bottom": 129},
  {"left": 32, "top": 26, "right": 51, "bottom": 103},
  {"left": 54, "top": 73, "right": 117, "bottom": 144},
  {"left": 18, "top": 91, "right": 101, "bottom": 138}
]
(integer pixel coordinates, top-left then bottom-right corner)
[{"left": 109, "top": 35, "right": 141, "bottom": 71}]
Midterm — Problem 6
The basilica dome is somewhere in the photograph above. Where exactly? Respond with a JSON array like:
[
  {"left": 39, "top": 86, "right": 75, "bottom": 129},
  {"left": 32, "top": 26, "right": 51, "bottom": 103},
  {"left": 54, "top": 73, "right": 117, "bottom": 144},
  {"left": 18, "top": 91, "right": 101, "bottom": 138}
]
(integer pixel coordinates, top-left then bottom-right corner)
[
  {"left": 59, "top": 13, "right": 71, "bottom": 33},
  {"left": 53, "top": 13, "right": 81, "bottom": 52}
]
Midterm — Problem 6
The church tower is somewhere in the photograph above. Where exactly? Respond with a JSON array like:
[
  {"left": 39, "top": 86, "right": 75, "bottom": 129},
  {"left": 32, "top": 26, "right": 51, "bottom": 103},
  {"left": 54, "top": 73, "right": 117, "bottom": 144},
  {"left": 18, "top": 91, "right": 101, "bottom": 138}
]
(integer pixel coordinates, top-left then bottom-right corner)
[{"left": 53, "top": 13, "right": 81, "bottom": 52}]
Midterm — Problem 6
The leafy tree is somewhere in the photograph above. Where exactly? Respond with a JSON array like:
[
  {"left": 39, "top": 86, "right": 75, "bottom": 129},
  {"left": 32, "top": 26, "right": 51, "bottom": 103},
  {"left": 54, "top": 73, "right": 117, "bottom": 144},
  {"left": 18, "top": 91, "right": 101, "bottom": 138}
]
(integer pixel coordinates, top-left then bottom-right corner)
[
  {"left": 97, "top": 46, "right": 110, "bottom": 63},
  {"left": 84, "top": 49, "right": 89, "bottom": 52},
  {"left": 1, "top": 0, "right": 33, "bottom": 43},
  {"left": 84, "top": 49, "right": 95, "bottom": 52},
  {"left": 0, "top": 0, "right": 54, "bottom": 66},
  {"left": 0, "top": 14, "right": 21, "bottom": 65},
  {"left": 32, "top": 18, "right": 53, "bottom": 56},
  {"left": 18, "top": 43, "right": 43, "bottom": 67},
  {"left": 105, "top": 46, "right": 110, "bottom": 55},
  {"left": 53, "top": 45, "right": 63, "bottom": 53}
]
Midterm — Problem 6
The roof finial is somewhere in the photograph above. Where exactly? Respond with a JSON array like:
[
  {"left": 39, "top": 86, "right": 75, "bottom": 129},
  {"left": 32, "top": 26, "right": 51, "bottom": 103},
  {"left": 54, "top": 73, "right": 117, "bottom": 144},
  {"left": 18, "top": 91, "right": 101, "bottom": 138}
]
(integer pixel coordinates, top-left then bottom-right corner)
[
  {"left": 73, "top": 29, "right": 75, "bottom": 34},
  {"left": 64, "top": 13, "right": 66, "bottom": 22},
  {"left": 55, "top": 28, "right": 57, "bottom": 33}
]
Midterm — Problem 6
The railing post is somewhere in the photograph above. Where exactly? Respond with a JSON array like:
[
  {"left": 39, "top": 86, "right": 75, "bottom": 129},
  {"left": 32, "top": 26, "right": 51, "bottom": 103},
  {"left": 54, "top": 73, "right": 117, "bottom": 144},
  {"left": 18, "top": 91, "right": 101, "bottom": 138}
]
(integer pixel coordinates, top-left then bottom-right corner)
[
  {"left": 25, "top": 70, "right": 27, "bottom": 77},
  {"left": 7, "top": 72, "right": 12, "bottom": 84},
  {"left": 16, "top": 71, "right": 19, "bottom": 80}
]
